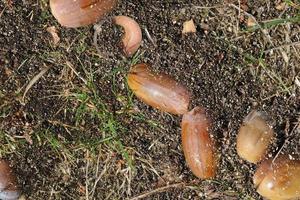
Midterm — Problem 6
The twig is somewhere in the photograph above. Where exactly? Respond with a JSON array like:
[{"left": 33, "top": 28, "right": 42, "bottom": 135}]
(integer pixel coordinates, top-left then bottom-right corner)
[
  {"left": 192, "top": 5, "right": 224, "bottom": 9},
  {"left": 129, "top": 182, "right": 187, "bottom": 200},
  {"left": 0, "top": 5, "right": 6, "bottom": 18},
  {"left": 85, "top": 152, "right": 90, "bottom": 200},
  {"left": 236, "top": 0, "right": 241, "bottom": 36},
  {"left": 65, "top": 61, "right": 87, "bottom": 85},
  {"left": 144, "top": 27, "right": 156, "bottom": 47},
  {"left": 22, "top": 64, "right": 51, "bottom": 103},
  {"left": 93, "top": 23, "right": 103, "bottom": 56},
  {"left": 272, "top": 118, "right": 300, "bottom": 163},
  {"left": 90, "top": 156, "right": 109, "bottom": 198},
  {"left": 264, "top": 41, "right": 300, "bottom": 53},
  {"left": 93, "top": 22, "right": 111, "bottom": 58}
]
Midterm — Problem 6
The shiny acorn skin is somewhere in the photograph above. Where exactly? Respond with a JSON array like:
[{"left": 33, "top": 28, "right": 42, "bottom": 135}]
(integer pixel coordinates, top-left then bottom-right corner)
[
  {"left": 0, "top": 160, "right": 20, "bottom": 200},
  {"left": 181, "top": 107, "right": 217, "bottom": 179},
  {"left": 127, "top": 63, "right": 190, "bottom": 115},
  {"left": 113, "top": 16, "right": 142, "bottom": 57},
  {"left": 50, "top": 0, "right": 117, "bottom": 28},
  {"left": 253, "top": 156, "right": 300, "bottom": 200},
  {"left": 236, "top": 110, "right": 274, "bottom": 163}
]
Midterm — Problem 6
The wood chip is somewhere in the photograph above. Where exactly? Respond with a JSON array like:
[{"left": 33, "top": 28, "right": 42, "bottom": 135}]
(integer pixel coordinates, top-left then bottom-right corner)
[
  {"left": 46, "top": 26, "right": 60, "bottom": 46},
  {"left": 182, "top": 19, "right": 196, "bottom": 34}
]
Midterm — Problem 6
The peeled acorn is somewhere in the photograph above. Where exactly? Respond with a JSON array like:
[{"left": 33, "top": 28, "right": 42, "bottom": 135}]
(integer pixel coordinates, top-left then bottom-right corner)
[
  {"left": 127, "top": 63, "right": 190, "bottom": 115},
  {"left": 50, "top": 0, "right": 117, "bottom": 28},
  {"left": 253, "top": 156, "right": 300, "bottom": 200},
  {"left": 181, "top": 107, "right": 217, "bottom": 179},
  {"left": 236, "top": 110, "right": 274, "bottom": 163},
  {"left": 114, "top": 16, "right": 142, "bottom": 56},
  {"left": 0, "top": 160, "right": 20, "bottom": 200}
]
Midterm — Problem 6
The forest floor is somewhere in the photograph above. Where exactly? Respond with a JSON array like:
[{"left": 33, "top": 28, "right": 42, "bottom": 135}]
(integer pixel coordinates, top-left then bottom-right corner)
[{"left": 0, "top": 0, "right": 299, "bottom": 199}]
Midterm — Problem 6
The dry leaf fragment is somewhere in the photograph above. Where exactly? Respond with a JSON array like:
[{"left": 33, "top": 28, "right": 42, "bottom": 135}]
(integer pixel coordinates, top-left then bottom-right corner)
[
  {"left": 46, "top": 26, "right": 60, "bottom": 46},
  {"left": 182, "top": 19, "right": 196, "bottom": 34}
]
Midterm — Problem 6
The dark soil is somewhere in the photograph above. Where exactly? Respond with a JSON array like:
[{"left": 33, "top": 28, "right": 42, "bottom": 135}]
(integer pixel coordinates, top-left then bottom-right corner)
[{"left": 0, "top": 0, "right": 299, "bottom": 199}]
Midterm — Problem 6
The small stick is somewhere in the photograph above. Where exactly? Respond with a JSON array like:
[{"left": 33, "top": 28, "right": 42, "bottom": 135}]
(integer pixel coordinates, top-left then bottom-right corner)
[
  {"left": 192, "top": 5, "right": 224, "bottom": 9},
  {"left": 129, "top": 182, "right": 188, "bottom": 200},
  {"left": 93, "top": 21, "right": 111, "bottom": 58},
  {"left": 65, "top": 61, "right": 87, "bottom": 85},
  {"left": 144, "top": 27, "right": 156, "bottom": 47},
  {"left": 85, "top": 151, "right": 90, "bottom": 200},
  {"left": 264, "top": 41, "right": 300, "bottom": 53},
  {"left": 22, "top": 64, "right": 51, "bottom": 103},
  {"left": 0, "top": 5, "right": 6, "bottom": 18},
  {"left": 236, "top": 0, "right": 241, "bottom": 36},
  {"left": 93, "top": 23, "right": 103, "bottom": 56}
]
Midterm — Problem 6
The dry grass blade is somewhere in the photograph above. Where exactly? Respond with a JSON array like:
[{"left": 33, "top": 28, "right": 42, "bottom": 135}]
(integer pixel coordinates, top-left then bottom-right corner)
[
  {"left": 22, "top": 65, "right": 51, "bottom": 102},
  {"left": 229, "top": 3, "right": 292, "bottom": 63},
  {"left": 93, "top": 22, "right": 112, "bottom": 58}
]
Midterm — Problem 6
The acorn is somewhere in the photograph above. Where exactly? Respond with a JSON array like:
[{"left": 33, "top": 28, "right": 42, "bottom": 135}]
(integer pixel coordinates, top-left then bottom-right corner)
[
  {"left": 50, "top": 0, "right": 117, "bottom": 28},
  {"left": 236, "top": 110, "right": 274, "bottom": 163},
  {"left": 253, "top": 155, "right": 300, "bottom": 200},
  {"left": 114, "top": 16, "right": 142, "bottom": 57},
  {"left": 181, "top": 107, "right": 217, "bottom": 179},
  {"left": 0, "top": 160, "right": 20, "bottom": 200},
  {"left": 127, "top": 63, "right": 190, "bottom": 115}
]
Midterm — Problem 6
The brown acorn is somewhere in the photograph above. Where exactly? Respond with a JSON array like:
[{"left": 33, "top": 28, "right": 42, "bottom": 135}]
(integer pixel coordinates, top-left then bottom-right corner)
[
  {"left": 181, "top": 107, "right": 217, "bottom": 179},
  {"left": 253, "top": 156, "right": 300, "bottom": 200},
  {"left": 50, "top": 0, "right": 117, "bottom": 28},
  {"left": 236, "top": 110, "right": 274, "bottom": 163},
  {"left": 127, "top": 63, "right": 190, "bottom": 115},
  {"left": 114, "top": 16, "right": 142, "bottom": 57},
  {"left": 0, "top": 160, "right": 20, "bottom": 200}
]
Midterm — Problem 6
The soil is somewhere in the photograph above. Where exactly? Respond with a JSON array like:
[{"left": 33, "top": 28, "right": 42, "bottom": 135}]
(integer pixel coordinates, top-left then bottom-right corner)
[{"left": 0, "top": 0, "right": 299, "bottom": 199}]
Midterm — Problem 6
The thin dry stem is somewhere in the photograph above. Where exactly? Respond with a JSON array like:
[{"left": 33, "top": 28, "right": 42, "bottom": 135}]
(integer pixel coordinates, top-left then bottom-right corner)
[
  {"left": 264, "top": 41, "right": 300, "bottom": 53},
  {"left": 129, "top": 182, "right": 186, "bottom": 200}
]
